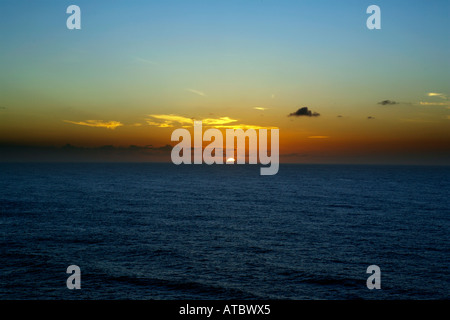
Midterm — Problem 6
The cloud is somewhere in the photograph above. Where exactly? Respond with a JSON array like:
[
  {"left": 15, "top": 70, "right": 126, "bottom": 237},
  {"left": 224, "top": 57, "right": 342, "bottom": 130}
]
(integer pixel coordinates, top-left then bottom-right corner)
[
  {"left": 209, "top": 124, "right": 277, "bottom": 130},
  {"left": 146, "top": 114, "right": 193, "bottom": 127},
  {"left": 146, "top": 114, "right": 274, "bottom": 130},
  {"left": 337, "top": 115, "right": 343, "bottom": 118},
  {"left": 367, "top": 116, "right": 375, "bottom": 120},
  {"left": 418, "top": 92, "right": 449, "bottom": 106},
  {"left": 134, "top": 56, "right": 158, "bottom": 65},
  {"left": 202, "top": 117, "right": 276, "bottom": 129},
  {"left": 419, "top": 101, "right": 449, "bottom": 106},
  {"left": 63, "top": 120, "right": 123, "bottom": 130},
  {"left": 0, "top": 144, "right": 173, "bottom": 162},
  {"left": 281, "top": 152, "right": 308, "bottom": 158},
  {"left": 400, "top": 118, "right": 437, "bottom": 123},
  {"left": 378, "top": 100, "right": 399, "bottom": 105},
  {"left": 253, "top": 107, "right": 268, "bottom": 111},
  {"left": 427, "top": 92, "right": 447, "bottom": 99},
  {"left": 288, "top": 107, "right": 320, "bottom": 117},
  {"left": 186, "top": 88, "right": 206, "bottom": 97},
  {"left": 202, "top": 117, "right": 237, "bottom": 125}
]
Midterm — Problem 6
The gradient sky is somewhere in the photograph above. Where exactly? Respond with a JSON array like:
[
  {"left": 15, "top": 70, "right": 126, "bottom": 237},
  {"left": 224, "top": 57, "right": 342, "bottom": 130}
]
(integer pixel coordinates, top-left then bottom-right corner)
[{"left": 0, "top": 0, "right": 449, "bottom": 164}]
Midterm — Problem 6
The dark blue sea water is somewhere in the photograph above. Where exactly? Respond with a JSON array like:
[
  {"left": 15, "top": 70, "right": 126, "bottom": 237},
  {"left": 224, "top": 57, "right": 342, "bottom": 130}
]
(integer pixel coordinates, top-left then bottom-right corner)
[{"left": 0, "top": 163, "right": 449, "bottom": 300}]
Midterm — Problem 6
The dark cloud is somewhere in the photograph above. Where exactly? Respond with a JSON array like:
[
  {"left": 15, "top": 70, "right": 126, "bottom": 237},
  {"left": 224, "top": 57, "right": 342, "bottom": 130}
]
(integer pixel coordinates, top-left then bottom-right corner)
[
  {"left": 337, "top": 115, "right": 343, "bottom": 118},
  {"left": 0, "top": 144, "right": 173, "bottom": 162},
  {"left": 288, "top": 107, "right": 320, "bottom": 117},
  {"left": 378, "top": 100, "right": 398, "bottom": 105},
  {"left": 281, "top": 152, "right": 309, "bottom": 158},
  {"left": 367, "top": 116, "right": 375, "bottom": 120}
]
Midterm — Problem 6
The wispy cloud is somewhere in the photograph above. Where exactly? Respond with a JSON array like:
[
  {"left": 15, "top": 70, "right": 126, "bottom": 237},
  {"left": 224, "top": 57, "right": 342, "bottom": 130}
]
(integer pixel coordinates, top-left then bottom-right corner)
[
  {"left": 146, "top": 121, "right": 174, "bottom": 128},
  {"left": 253, "top": 107, "right": 268, "bottom": 111},
  {"left": 186, "top": 88, "right": 206, "bottom": 97},
  {"left": 288, "top": 107, "right": 320, "bottom": 117},
  {"left": 427, "top": 92, "right": 447, "bottom": 99},
  {"left": 148, "top": 114, "right": 193, "bottom": 124},
  {"left": 145, "top": 114, "right": 274, "bottom": 129},
  {"left": 146, "top": 114, "right": 193, "bottom": 128},
  {"left": 202, "top": 117, "right": 237, "bottom": 125},
  {"left": 134, "top": 56, "right": 158, "bottom": 65},
  {"left": 416, "top": 92, "right": 449, "bottom": 106},
  {"left": 419, "top": 101, "right": 449, "bottom": 106},
  {"left": 63, "top": 120, "right": 123, "bottom": 130},
  {"left": 210, "top": 124, "right": 277, "bottom": 130},
  {"left": 367, "top": 116, "right": 375, "bottom": 120},
  {"left": 400, "top": 118, "right": 437, "bottom": 123}
]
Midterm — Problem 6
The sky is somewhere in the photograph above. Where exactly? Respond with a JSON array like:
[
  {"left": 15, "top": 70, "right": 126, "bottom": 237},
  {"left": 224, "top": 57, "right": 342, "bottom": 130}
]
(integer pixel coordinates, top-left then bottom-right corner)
[{"left": 0, "top": 0, "right": 449, "bottom": 164}]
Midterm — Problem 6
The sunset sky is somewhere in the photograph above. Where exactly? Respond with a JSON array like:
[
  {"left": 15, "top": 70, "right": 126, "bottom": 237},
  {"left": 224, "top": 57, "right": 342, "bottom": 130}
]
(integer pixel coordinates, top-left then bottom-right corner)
[{"left": 0, "top": 0, "right": 449, "bottom": 164}]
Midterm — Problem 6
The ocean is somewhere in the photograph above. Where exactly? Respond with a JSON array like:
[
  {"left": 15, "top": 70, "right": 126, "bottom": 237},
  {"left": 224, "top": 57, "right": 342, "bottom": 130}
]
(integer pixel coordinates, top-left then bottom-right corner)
[{"left": 0, "top": 163, "right": 449, "bottom": 300}]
